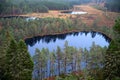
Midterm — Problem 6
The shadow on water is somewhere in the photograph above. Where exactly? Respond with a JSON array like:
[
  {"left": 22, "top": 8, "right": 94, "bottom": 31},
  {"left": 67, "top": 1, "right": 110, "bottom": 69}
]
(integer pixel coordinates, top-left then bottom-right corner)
[
  {"left": 61, "top": 11, "right": 87, "bottom": 15},
  {"left": 25, "top": 31, "right": 111, "bottom": 80},
  {"left": 25, "top": 31, "right": 111, "bottom": 47}
]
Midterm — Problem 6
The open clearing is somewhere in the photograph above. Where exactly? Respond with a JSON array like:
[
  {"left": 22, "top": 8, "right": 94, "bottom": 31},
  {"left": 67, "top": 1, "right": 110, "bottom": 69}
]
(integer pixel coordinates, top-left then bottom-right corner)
[{"left": 21, "top": 5, "right": 120, "bottom": 27}]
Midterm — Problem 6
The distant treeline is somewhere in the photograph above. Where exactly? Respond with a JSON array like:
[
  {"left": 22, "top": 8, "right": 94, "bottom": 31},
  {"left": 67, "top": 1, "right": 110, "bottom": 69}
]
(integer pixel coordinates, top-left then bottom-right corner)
[
  {"left": 105, "top": 0, "right": 120, "bottom": 12},
  {"left": 1, "top": 0, "right": 120, "bottom": 15},
  {"left": 77, "top": 0, "right": 120, "bottom": 12},
  {"left": 0, "top": 17, "right": 114, "bottom": 44},
  {"left": 0, "top": 17, "right": 73, "bottom": 42},
  {"left": 0, "top": 0, "right": 72, "bottom": 15}
]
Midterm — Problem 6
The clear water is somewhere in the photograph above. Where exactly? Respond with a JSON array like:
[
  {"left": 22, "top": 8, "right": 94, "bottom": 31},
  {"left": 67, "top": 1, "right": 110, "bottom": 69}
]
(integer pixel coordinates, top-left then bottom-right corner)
[
  {"left": 25, "top": 31, "right": 110, "bottom": 56},
  {"left": 25, "top": 31, "right": 111, "bottom": 79},
  {"left": 71, "top": 11, "right": 87, "bottom": 14},
  {"left": 61, "top": 11, "right": 87, "bottom": 14}
]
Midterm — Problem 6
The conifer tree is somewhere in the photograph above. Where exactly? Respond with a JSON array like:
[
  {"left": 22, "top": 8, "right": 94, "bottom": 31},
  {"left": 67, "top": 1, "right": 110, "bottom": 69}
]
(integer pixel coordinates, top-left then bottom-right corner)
[
  {"left": 104, "top": 18, "right": 120, "bottom": 79},
  {"left": 6, "top": 38, "right": 18, "bottom": 80},
  {"left": 0, "top": 31, "right": 12, "bottom": 80},
  {"left": 17, "top": 40, "right": 33, "bottom": 80},
  {"left": 1, "top": 32, "right": 33, "bottom": 80},
  {"left": 56, "top": 46, "right": 62, "bottom": 75}
]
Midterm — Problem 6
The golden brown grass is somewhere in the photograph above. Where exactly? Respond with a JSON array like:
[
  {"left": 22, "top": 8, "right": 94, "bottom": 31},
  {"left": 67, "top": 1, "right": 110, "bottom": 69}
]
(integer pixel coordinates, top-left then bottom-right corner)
[
  {"left": 73, "top": 5, "right": 120, "bottom": 27},
  {"left": 20, "top": 10, "right": 74, "bottom": 19},
  {"left": 20, "top": 5, "right": 120, "bottom": 27}
]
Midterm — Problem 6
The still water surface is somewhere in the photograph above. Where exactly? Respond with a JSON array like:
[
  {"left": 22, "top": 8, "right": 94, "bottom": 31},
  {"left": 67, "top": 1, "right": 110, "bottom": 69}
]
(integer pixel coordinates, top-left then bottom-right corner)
[
  {"left": 25, "top": 31, "right": 111, "bottom": 79},
  {"left": 25, "top": 31, "right": 110, "bottom": 56}
]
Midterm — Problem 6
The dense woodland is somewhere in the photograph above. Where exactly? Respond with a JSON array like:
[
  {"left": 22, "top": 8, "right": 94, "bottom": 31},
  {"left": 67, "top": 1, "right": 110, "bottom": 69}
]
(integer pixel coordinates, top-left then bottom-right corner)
[
  {"left": 0, "top": 0, "right": 120, "bottom": 80},
  {"left": 0, "top": 0, "right": 72, "bottom": 15},
  {"left": 0, "top": 17, "right": 114, "bottom": 43},
  {"left": 33, "top": 42, "right": 107, "bottom": 80},
  {"left": 105, "top": 0, "right": 120, "bottom": 12},
  {"left": 0, "top": 17, "right": 119, "bottom": 80},
  {"left": 0, "top": 0, "right": 120, "bottom": 15},
  {"left": 104, "top": 18, "right": 120, "bottom": 80},
  {"left": 0, "top": 18, "right": 73, "bottom": 41},
  {"left": 0, "top": 32, "right": 33, "bottom": 80}
]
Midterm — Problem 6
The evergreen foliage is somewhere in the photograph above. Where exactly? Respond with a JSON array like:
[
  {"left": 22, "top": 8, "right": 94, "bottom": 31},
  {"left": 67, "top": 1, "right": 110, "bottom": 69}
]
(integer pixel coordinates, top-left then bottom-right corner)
[
  {"left": 113, "top": 18, "right": 120, "bottom": 34},
  {"left": 0, "top": 32, "right": 33, "bottom": 80},
  {"left": 104, "top": 18, "right": 120, "bottom": 79},
  {"left": 6, "top": 38, "right": 18, "bottom": 80},
  {"left": 0, "top": 18, "right": 73, "bottom": 40},
  {"left": 0, "top": 17, "right": 113, "bottom": 42},
  {"left": 0, "top": 0, "right": 72, "bottom": 15},
  {"left": 105, "top": 0, "right": 120, "bottom": 12},
  {"left": 0, "top": 0, "right": 119, "bottom": 80},
  {"left": 33, "top": 42, "right": 106, "bottom": 80},
  {"left": 0, "top": 31, "right": 14, "bottom": 80},
  {"left": 17, "top": 40, "right": 33, "bottom": 80}
]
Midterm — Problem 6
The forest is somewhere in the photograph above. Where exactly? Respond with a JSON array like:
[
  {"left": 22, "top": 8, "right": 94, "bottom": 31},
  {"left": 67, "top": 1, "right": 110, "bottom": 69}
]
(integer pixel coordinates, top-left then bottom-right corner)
[
  {"left": 0, "top": 0, "right": 120, "bottom": 15},
  {"left": 0, "top": 0, "right": 72, "bottom": 15},
  {"left": 32, "top": 41, "right": 107, "bottom": 80},
  {"left": 0, "top": 0, "right": 120, "bottom": 80},
  {"left": 105, "top": 0, "right": 120, "bottom": 12}
]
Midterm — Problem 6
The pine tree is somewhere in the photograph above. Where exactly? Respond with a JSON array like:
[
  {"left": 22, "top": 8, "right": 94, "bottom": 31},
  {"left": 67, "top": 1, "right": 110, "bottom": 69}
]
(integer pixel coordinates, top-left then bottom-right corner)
[
  {"left": 0, "top": 31, "right": 12, "bottom": 80},
  {"left": 2, "top": 32, "right": 33, "bottom": 80},
  {"left": 17, "top": 40, "right": 33, "bottom": 80},
  {"left": 104, "top": 18, "right": 120, "bottom": 79},
  {"left": 104, "top": 41, "right": 120, "bottom": 79},
  {"left": 113, "top": 18, "right": 120, "bottom": 34},
  {"left": 56, "top": 46, "right": 62, "bottom": 75},
  {"left": 6, "top": 38, "right": 18, "bottom": 80}
]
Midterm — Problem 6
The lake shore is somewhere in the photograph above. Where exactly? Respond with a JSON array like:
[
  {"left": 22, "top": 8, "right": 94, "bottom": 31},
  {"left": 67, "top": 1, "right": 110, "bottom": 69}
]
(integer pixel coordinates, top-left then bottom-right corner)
[{"left": 24, "top": 29, "right": 112, "bottom": 40}]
